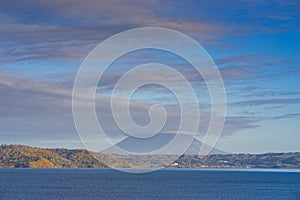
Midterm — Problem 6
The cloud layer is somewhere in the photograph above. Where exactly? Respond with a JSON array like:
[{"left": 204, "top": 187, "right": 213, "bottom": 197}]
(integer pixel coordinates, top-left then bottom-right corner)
[{"left": 0, "top": 0, "right": 299, "bottom": 152}]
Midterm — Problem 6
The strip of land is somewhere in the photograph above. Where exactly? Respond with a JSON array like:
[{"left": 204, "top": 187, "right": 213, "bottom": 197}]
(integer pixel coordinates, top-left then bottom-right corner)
[{"left": 0, "top": 145, "right": 299, "bottom": 168}]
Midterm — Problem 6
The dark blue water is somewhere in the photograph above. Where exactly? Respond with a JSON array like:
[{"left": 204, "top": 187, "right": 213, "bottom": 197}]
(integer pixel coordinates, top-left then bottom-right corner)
[{"left": 0, "top": 169, "right": 300, "bottom": 200}]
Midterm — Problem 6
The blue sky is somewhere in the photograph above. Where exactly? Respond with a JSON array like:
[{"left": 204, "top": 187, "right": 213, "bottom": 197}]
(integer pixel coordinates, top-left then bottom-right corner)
[{"left": 0, "top": 0, "right": 299, "bottom": 153}]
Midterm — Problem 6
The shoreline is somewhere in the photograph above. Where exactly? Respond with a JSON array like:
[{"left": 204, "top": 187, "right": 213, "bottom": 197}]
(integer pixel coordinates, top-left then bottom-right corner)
[{"left": 1, "top": 168, "right": 300, "bottom": 173}]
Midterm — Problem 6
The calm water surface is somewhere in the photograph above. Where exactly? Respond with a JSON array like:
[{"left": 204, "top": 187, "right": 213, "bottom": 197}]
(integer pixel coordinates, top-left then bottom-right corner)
[{"left": 0, "top": 169, "right": 300, "bottom": 200}]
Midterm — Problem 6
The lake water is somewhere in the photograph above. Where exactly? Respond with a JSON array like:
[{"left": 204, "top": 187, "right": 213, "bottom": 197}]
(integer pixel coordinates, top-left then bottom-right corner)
[{"left": 0, "top": 169, "right": 300, "bottom": 200}]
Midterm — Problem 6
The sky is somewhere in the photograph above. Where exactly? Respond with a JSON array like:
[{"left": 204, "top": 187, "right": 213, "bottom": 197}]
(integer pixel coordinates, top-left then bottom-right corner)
[{"left": 0, "top": 0, "right": 299, "bottom": 153}]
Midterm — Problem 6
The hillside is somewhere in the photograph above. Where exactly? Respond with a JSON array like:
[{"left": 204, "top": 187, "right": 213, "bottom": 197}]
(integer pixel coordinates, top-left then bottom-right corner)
[
  {"left": 0, "top": 145, "right": 299, "bottom": 169},
  {"left": 0, "top": 145, "right": 105, "bottom": 168},
  {"left": 174, "top": 153, "right": 300, "bottom": 168},
  {"left": 0, "top": 145, "right": 134, "bottom": 168}
]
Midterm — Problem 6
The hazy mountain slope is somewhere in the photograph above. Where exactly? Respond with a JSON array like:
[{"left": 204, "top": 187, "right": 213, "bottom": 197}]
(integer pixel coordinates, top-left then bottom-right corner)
[{"left": 103, "top": 133, "right": 227, "bottom": 155}]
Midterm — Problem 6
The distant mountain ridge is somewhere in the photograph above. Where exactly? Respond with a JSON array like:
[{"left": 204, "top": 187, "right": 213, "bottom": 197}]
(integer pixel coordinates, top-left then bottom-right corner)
[
  {"left": 176, "top": 153, "right": 300, "bottom": 168},
  {"left": 0, "top": 145, "right": 299, "bottom": 169}
]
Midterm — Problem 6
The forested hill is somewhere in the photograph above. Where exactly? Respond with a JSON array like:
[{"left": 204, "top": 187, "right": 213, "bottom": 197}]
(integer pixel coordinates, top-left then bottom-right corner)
[
  {"left": 0, "top": 145, "right": 299, "bottom": 168},
  {"left": 0, "top": 145, "right": 133, "bottom": 168}
]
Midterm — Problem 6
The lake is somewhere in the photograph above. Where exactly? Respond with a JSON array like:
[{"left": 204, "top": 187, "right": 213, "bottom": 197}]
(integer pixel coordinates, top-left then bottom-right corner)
[{"left": 0, "top": 169, "right": 299, "bottom": 200}]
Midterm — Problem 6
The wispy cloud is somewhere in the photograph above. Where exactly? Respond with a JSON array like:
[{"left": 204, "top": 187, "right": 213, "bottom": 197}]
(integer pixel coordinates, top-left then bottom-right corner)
[
  {"left": 271, "top": 113, "right": 300, "bottom": 120},
  {"left": 232, "top": 98, "right": 300, "bottom": 107}
]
